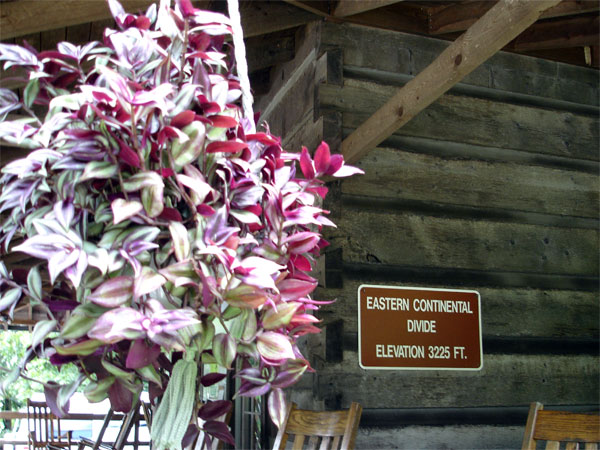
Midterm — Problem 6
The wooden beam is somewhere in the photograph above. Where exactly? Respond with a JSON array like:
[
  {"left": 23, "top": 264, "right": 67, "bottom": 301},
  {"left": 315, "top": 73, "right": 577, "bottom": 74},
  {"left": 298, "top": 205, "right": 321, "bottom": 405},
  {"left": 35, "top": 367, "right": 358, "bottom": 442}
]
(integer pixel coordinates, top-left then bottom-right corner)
[
  {"left": 509, "top": 15, "right": 600, "bottom": 51},
  {"left": 333, "top": 0, "right": 404, "bottom": 18},
  {"left": 0, "top": 0, "right": 156, "bottom": 40},
  {"left": 282, "top": 0, "right": 331, "bottom": 17},
  {"left": 341, "top": 0, "right": 563, "bottom": 165},
  {"left": 342, "top": 2, "right": 430, "bottom": 35},
  {"left": 239, "top": 2, "right": 318, "bottom": 38},
  {"left": 429, "top": 0, "right": 599, "bottom": 35}
]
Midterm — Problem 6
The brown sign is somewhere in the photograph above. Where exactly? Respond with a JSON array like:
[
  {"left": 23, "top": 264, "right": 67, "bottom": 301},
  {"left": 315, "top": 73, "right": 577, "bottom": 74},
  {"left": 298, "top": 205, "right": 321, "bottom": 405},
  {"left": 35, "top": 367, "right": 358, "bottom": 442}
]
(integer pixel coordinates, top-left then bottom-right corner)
[{"left": 358, "top": 285, "right": 482, "bottom": 370}]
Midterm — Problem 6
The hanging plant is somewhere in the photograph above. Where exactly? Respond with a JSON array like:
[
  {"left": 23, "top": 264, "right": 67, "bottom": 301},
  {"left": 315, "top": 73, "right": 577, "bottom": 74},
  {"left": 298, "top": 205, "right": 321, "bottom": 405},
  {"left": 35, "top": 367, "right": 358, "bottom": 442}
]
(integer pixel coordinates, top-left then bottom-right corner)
[{"left": 0, "top": 0, "right": 362, "bottom": 447}]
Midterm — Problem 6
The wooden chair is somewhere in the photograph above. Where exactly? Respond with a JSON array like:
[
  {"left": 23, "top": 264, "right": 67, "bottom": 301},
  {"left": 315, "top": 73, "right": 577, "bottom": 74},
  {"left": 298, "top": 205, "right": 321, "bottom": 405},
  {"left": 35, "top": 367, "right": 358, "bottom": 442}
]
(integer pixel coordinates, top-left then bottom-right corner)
[
  {"left": 272, "top": 402, "right": 362, "bottom": 450},
  {"left": 27, "top": 400, "right": 72, "bottom": 450},
  {"left": 522, "top": 402, "right": 600, "bottom": 450},
  {"left": 77, "top": 404, "right": 145, "bottom": 450}
]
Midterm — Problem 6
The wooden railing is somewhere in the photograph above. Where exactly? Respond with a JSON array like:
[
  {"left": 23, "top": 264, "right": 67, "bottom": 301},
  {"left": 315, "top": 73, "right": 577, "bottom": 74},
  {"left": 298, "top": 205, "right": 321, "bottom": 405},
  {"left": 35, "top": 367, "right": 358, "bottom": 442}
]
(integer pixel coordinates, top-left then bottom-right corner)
[{"left": 0, "top": 411, "right": 150, "bottom": 449}]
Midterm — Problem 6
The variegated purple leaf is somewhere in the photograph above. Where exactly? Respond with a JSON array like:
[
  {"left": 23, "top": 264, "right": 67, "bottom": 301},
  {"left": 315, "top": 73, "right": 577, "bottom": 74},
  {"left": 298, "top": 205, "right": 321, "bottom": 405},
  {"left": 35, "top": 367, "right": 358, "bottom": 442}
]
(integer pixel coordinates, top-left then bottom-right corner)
[
  {"left": 238, "top": 381, "right": 271, "bottom": 398},
  {"left": 212, "top": 333, "right": 236, "bottom": 369},
  {"left": 268, "top": 388, "right": 288, "bottom": 429},
  {"left": 88, "top": 276, "right": 133, "bottom": 307},
  {"left": 262, "top": 302, "right": 301, "bottom": 330},
  {"left": 111, "top": 199, "right": 143, "bottom": 224},
  {"left": 225, "top": 283, "right": 267, "bottom": 309},
  {"left": 88, "top": 307, "right": 145, "bottom": 344},
  {"left": 0, "top": 88, "right": 20, "bottom": 119},
  {"left": 256, "top": 331, "right": 295, "bottom": 363},
  {"left": 133, "top": 267, "right": 166, "bottom": 298},
  {"left": 0, "top": 43, "right": 40, "bottom": 69}
]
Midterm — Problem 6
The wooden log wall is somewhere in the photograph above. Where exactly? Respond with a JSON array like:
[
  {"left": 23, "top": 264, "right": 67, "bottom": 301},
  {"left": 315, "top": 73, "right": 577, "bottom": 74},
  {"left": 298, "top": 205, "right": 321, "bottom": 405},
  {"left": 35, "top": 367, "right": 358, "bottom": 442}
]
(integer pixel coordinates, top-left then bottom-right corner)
[{"left": 257, "top": 22, "right": 599, "bottom": 449}]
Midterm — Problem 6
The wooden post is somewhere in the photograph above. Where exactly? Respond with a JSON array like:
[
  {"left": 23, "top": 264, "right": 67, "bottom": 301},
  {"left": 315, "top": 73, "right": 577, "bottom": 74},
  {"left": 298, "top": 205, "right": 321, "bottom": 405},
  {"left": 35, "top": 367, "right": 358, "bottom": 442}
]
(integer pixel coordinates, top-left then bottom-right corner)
[{"left": 340, "top": 0, "right": 563, "bottom": 165}]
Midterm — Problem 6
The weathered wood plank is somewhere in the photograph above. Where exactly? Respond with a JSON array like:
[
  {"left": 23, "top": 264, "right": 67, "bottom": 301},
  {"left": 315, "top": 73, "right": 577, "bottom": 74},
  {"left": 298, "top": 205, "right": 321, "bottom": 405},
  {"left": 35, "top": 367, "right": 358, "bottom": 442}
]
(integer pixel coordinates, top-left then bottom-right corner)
[
  {"left": 326, "top": 211, "right": 598, "bottom": 276},
  {"left": 66, "top": 23, "right": 91, "bottom": 46},
  {"left": 314, "top": 353, "right": 599, "bottom": 408},
  {"left": 255, "top": 23, "right": 320, "bottom": 120},
  {"left": 339, "top": 2, "right": 429, "bottom": 35},
  {"left": 314, "top": 282, "right": 599, "bottom": 339},
  {"left": 282, "top": 111, "right": 342, "bottom": 154},
  {"left": 258, "top": 50, "right": 320, "bottom": 138},
  {"left": 319, "top": 22, "right": 599, "bottom": 106},
  {"left": 40, "top": 28, "right": 66, "bottom": 53},
  {"left": 341, "top": 147, "right": 599, "bottom": 219},
  {"left": 337, "top": 262, "right": 598, "bottom": 292},
  {"left": 319, "top": 79, "right": 599, "bottom": 161},
  {"left": 342, "top": 65, "right": 599, "bottom": 116},
  {"left": 246, "top": 29, "right": 296, "bottom": 73},
  {"left": 339, "top": 0, "right": 562, "bottom": 164},
  {"left": 363, "top": 134, "right": 599, "bottom": 174}
]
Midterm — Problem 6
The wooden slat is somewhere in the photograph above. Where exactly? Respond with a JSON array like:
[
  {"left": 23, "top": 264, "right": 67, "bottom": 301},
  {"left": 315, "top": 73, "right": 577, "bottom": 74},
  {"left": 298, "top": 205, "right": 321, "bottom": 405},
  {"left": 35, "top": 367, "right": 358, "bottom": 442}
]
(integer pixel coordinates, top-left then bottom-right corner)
[
  {"left": 534, "top": 410, "right": 600, "bottom": 441},
  {"left": 246, "top": 29, "right": 296, "bottom": 73},
  {"left": 65, "top": 23, "right": 91, "bottom": 46},
  {"left": 239, "top": 1, "right": 318, "bottom": 38},
  {"left": 340, "top": 147, "right": 599, "bottom": 220},
  {"left": 40, "top": 28, "right": 66, "bottom": 53},
  {"left": 283, "top": 0, "right": 331, "bottom": 17},
  {"left": 286, "top": 410, "right": 350, "bottom": 436},
  {"left": 338, "top": 3, "right": 429, "bottom": 35},
  {"left": 255, "top": 21, "right": 321, "bottom": 114},
  {"left": 340, "top": 0, "right": 562, "bottom": 165},
  {"left": 429, "top": 0, "right": 600, "bottom": 35},
  {"left": 0, "top": 0, "right": 155, "bottom": 39},
  {"left": 333, "top": 0, "right": 404, "bottom": 18},
  {"left": 292, "top": 435, "right": 305, "bottom": 450},
  {"left": 319, "top": 79, "right": 599, "bottom": 161}
]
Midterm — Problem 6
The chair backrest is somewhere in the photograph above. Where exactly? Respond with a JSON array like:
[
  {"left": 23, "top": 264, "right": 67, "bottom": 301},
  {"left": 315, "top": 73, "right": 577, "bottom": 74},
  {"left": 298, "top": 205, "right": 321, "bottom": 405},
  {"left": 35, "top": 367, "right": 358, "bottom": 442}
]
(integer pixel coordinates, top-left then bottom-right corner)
[
  {"left": 27, "top": 400, "right": 71, "bottom": 449},
  {"left": 273, "top": 402, "right": 362, "bottom": 450},
  {"left": 522, "top": 402, "right": 600, "bottom": 450}
]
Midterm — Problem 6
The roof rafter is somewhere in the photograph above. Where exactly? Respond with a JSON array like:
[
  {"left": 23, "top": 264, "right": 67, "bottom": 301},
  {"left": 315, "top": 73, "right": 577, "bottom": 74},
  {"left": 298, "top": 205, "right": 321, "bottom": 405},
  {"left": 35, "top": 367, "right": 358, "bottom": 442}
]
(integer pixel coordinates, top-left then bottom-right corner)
[{"left": 341, "top": 0, "right": 563, "bottom": 165}]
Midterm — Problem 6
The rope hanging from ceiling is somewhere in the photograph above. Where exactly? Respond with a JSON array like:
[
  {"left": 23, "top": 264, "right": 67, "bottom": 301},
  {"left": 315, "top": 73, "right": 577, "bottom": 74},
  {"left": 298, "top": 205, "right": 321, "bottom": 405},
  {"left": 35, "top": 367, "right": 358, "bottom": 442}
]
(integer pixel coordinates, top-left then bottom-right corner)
[{"left": 227, "top": 0, "right": 255, "bottom": 133}]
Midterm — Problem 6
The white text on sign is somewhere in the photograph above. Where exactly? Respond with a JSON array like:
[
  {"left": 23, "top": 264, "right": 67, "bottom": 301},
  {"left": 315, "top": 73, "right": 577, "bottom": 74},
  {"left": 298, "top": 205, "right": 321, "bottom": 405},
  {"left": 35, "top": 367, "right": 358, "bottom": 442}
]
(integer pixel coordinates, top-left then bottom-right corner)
[
  {"left": 366, "top": 297, "right": 473, "bottom": 314},
  {"left": 375, "top": 344, "right": 468, "bottom": 360}
]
